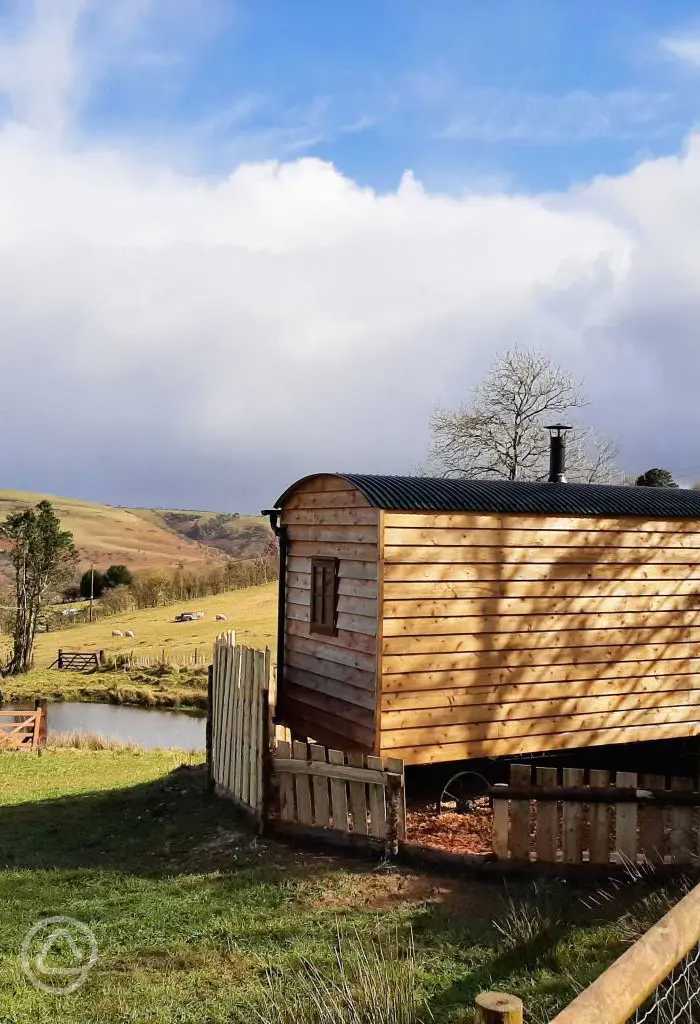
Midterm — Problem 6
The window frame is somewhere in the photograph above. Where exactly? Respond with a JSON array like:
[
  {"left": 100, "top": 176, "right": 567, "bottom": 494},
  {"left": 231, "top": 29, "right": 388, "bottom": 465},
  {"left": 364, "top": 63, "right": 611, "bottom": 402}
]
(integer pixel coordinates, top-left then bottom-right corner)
[{"left": 309, "top": 556, "right": 338, "bottom": 637}]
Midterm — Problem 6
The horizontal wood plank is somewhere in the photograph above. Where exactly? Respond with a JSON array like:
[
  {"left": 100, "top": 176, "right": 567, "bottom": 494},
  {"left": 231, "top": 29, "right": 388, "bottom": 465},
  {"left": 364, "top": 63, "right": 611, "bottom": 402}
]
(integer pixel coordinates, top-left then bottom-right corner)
[
  {"left": 383, "top": 562, "right": 700, "bottom": 582},
  {"left": 383, "top": 609, "right": 700, "bottom": 637},
  {"left": 381, "top": 639, "right": 700, "bottom": 672},
  {"left": 380, "top": 687, "right": 700, "bottom": 731},
  {"left": 283, "top": 508, "right": 378, "bottom": 526},
  {"left": 384, "top": 545, "right": 700, "bottom": 566},
  {"left": 382, "top": 624, "right": 700, "bottom": 656},
  {"left": 286, "top": 649, "right": 374, "bottom": 689},
  {"left": 285, "top": 682, "right": 375, "bottom": 727},
  {"left": 287, "top": 618, "right": 376, "bottom": 653},
  {"left": 285, "top": 490, "right": 370, "bottom": 510},
  {"left": 384, "top": 720, "right": 700, "bottom": 765},
  {"left": 286, "top": 667, "right": 375, "bottom": 710},
  {"left": 383, "top": 593, "right": 700, "bottom": 617},
  {"left": 382, "top": 578, "right": 700, "bottom": 600},
  {"left": 381, "top": 702, "right": 700, "bottom": 749},
  {"left": 381, "top": 673, "right": 700, "bottom": 710},
  {"left": 382, "top": 511, "right": 700, "bottom": 534},
  {"left": 286, "top": 633, "right": 376, "bottom": 672},
  {"left": 384, "top": 526, "right": 700, "bottom": 550},
  {"left": 290, "top": 540, "right": 379, "bottom": 561}
]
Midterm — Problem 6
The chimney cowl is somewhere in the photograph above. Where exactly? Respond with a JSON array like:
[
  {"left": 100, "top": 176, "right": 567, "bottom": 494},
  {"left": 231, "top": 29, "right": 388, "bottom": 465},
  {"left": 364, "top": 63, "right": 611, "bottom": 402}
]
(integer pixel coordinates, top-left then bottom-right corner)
[{"left": 546, "top": 424, "right": 572, "bottom": 483}]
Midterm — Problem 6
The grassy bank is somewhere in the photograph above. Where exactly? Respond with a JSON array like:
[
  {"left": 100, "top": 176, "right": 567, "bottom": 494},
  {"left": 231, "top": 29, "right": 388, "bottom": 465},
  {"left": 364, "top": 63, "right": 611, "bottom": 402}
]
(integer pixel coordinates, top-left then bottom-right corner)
[
  {"left": 31, "top": 582, "right": 277, "bottom": 668},
  {"left": 0, "top": 666, "right": 208, "bottom": 710},
  {"left": 0, "top": 750, "right": 688, "bottom": 1024}
]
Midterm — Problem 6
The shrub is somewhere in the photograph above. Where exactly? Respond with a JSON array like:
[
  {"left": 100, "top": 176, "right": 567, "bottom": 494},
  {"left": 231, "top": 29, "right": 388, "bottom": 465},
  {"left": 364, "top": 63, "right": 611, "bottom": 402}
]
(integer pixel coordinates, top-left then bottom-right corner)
[
  {"left": 80, "top": 569, "right": 107, "bottom": 599},
  {"left": 105, "top": 564, "right": 133, "bottom": 588}
]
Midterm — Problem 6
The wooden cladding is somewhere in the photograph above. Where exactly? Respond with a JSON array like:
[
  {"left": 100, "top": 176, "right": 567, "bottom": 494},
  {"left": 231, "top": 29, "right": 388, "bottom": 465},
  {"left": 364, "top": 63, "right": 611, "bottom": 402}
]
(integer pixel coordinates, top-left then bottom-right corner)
[
  {"left": 310, "top": 557, "right": 338, "bottom": 636},
  {"left": 380, "top": 510, "right": 700, "bottom": 765},
  {"left": 280, "top": 475, "right": 380, "bottom": 752}
]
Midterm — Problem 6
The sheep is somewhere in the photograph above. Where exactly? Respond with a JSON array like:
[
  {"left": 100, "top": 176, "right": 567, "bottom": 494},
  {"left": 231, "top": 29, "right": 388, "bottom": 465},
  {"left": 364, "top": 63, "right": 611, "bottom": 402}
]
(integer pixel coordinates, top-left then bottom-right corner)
[
  {"left": 124, "top": 630, "right": 135, "bottom": 638},
  {"left": 215, "top": 614, "right": 227, "bottom": 621},
  {"left": 112, "top": 630, "right": 124, "bottom": 638}
]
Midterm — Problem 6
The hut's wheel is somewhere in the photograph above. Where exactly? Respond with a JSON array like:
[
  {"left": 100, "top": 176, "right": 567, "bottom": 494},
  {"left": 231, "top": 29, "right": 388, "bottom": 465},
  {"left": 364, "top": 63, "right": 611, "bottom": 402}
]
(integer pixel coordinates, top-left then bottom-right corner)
[{"left": 439, "top": 771, "right": 490, "bottom": 814}]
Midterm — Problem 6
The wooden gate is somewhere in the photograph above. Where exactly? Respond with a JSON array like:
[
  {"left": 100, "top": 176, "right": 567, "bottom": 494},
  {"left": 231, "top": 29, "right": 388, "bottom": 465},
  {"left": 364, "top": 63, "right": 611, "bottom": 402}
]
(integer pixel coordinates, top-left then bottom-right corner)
[
  {"left": 0, "top": 702, "right": 47, "bottom": 751},
  {"left": 208, "top": 631, "right": 271, "bottom": 826}
]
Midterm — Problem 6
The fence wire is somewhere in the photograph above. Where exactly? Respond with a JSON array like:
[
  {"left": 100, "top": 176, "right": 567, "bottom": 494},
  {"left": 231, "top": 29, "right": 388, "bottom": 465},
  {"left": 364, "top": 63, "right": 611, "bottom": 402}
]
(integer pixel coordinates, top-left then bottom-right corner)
[{"left": 631, "top": 942, "right": 700, "bottom": 1024}]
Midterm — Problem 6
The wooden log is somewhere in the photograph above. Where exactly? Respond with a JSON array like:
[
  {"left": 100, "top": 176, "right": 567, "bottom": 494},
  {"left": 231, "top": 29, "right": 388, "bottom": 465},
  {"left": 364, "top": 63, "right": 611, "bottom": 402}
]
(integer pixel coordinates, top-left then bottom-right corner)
[
  {"left": 588, "top": 770, "right": 610, "bottom": 866},
  {"left": 475, "top": 992, "right": 523, "bottom": 1024},
  {"left": 535, "top": 766, "right": 558, "bottom": 863},
  {"left": 550, "top": 881, "right": 700, "bottom": 1024}
]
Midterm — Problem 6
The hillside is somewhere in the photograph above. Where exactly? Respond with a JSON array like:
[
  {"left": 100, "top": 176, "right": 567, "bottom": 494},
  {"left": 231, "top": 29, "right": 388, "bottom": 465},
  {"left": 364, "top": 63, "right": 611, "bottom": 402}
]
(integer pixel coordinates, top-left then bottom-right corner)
[
  {"left": 133, "top": 508, "right": 273, "bottom": 560},
  {"left": 0, "top": 490, "right": 224, "bottom": 582}
]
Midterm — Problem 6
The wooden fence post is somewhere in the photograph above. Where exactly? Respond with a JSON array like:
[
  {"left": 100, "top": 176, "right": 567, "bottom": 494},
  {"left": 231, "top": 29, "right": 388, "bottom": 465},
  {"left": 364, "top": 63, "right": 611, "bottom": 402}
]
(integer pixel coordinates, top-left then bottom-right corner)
[
  {"left": 206, "top": 663, "right": 214, "bottom": 793},
  {"left": 475, "top": 992, "right": 523, "bottom": 1024},
  {"left": 34, "top": 698, "right": 48, "bottom": 751},
  {"left": 57, "top": 649, "right": 63, "bottom": 669}
]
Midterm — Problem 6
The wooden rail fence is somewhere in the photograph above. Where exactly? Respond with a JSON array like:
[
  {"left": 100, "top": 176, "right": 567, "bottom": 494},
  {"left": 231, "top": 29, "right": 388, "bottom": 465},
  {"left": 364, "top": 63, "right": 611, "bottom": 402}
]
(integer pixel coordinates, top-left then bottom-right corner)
[
  {"left": 493, "top": 764, "right": 700, "bottom": 865},
  {"left": 0, "top": 700, "right": 47, "bottom": 751},
  {"left": 208, "top": 633, "right": 406, "bottom": 850}
]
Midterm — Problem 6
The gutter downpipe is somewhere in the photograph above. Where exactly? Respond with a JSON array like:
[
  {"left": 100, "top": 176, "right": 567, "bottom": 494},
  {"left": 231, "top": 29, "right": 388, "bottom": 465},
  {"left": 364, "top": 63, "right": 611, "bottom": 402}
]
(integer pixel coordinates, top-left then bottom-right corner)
[{"left": 261, "top": 507, "right": 286, "bottom": 709}]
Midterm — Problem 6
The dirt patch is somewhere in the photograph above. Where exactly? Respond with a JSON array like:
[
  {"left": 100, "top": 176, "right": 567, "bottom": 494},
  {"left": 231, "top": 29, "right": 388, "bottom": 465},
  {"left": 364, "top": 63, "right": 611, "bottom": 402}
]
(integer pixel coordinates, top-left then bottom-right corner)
[{"left": 406, "top": 803, "right": 494, "bottom": 856}]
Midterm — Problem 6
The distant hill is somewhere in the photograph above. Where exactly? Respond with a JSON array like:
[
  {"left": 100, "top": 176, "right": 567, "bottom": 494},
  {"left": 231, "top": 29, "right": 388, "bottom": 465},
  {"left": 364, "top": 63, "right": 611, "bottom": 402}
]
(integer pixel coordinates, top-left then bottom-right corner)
[
  {"left": 0, "top": 490, "right": 271, "bottom": 584},
  {"left": 131, "top": 509, "right": 273, "bottom": 560}
]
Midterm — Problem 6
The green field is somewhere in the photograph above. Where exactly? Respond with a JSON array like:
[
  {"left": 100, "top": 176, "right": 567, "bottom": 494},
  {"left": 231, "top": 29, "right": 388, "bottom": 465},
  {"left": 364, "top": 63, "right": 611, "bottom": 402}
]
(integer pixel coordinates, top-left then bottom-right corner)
[
  {"left": 32, "top": 582, "right": 277, "bottom": 668},
  {"left": 0, "top": 749, "right": 677, "bottom": 1024}
]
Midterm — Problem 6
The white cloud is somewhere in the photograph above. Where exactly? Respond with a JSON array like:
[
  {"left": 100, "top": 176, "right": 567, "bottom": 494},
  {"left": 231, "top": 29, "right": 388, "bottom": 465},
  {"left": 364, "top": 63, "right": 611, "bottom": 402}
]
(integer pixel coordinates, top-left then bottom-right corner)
[
  {"left": 2, "top": 3, "right": 700, "bottom": 509},
  {"left": 660, "top": 30, "right": 700, "bottom": 67}
]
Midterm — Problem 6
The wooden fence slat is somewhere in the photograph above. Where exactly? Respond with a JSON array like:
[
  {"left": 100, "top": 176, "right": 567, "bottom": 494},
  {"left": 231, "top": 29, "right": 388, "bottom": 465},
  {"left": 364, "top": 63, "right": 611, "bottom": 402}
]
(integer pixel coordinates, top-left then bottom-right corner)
[
  {"left": 367, "top": 755, "right": 387, "bottom": 838},
  {"left": 615, "top": 772, "right": 638, "bottom": 863},
  {"left": 221, "top": 641, "right": 234, "bottom": 790},
  {"left": 509, "top": 765, "right": 531, "bottom": 861},
  {"left": 249, "top": 651, "right": 262, "bottom": 811},
  {"left": 639, "top": 773, "right": 666, "bottom": 864},
  {"left": 211, "top": 642, "right": 223, "bottom": 783},
  {"left": 277, "top": 739, "right": 295, "bottom": 821},
  {"left": 670, "top": 777, "right": 694, "bottom": 864},
  {"left": 347, "top": 751, "right": 368, "bottom": 835},
  {"left": 492, "top": 784, "right": 509, "bottom": 860},
  {"left": 588, "top": 769, "right": 611, "bottom": 865},
  {"left": 292, "top": 740, "right": 314, "bottom": 825},
  {"left": 328, "top": 748, "right": 349, "bottom": 830},
  {"left": 383, "top": 756, "right": 406, "bottom": 839},
  {"left": 226, "top": 643, "right": 241, "bottom": 796},
  {"left": 535, "top": 766, "right": 558, "bottom": 863},
  {"left": 310, "top": 744, "right": 331, "bottom": 827},
  {"left": 563, "top": 768, "right": 585, "bottom": 863}
]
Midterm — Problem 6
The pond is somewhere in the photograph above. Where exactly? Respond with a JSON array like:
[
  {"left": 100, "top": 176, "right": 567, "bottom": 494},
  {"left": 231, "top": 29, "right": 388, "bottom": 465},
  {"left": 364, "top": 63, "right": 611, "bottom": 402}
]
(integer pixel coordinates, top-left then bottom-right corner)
[{"left": 4, "top": 701, "right": 206, "bottom": 751}]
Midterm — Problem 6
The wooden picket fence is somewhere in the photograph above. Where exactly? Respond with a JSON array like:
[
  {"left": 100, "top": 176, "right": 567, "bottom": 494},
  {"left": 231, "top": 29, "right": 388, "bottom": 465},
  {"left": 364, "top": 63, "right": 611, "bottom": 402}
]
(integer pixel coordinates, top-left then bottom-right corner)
[
  {"left": 493, "top": 764, "right": 700, "bottom": 865},
  {"left": 209, "top": 631, "right": 271, "bottom": 826},
  {"left": 0, "top": 702, "right": 47, "bottom": 751},
  {"left": 208, "top": 633, "right": 406, "bottom": 851},
  {"left": 272, "top": 740, "right": 405, "bottom": 852}
]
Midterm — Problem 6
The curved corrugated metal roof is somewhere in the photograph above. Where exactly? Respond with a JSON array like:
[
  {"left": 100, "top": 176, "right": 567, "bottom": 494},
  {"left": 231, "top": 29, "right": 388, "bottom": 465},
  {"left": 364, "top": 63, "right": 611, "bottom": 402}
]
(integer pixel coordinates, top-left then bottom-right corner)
[{"left": 275, "top": 473, "right": 700, "bottom": 519}]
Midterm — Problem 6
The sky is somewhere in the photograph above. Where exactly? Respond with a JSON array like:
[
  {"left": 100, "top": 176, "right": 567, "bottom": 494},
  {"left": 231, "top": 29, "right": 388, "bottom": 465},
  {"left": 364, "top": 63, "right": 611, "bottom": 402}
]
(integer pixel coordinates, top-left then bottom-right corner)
[{"left": 4, "top": 1, "right": 700, "bottom": 511}]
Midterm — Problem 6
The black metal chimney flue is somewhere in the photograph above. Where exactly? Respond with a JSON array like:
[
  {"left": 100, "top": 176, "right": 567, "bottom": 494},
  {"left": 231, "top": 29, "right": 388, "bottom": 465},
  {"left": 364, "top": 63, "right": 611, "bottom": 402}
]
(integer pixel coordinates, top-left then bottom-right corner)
[{"left": 546, "top": 424, "right": 572, "bottom": 483}]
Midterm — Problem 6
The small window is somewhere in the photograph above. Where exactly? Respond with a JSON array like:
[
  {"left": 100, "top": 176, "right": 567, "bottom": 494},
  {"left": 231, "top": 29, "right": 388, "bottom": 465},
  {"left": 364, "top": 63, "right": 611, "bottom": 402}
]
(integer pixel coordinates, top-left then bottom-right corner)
[{"left": 310, "top": 557, "right": 338, "bottom": 636}]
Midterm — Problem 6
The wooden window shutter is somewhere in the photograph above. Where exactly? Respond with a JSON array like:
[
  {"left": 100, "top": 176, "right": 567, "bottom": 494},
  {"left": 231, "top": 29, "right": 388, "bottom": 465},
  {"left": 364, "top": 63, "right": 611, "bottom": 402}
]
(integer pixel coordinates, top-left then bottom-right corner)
[{"left": 310, "top": 557, "right": 338, "bottom": 636}]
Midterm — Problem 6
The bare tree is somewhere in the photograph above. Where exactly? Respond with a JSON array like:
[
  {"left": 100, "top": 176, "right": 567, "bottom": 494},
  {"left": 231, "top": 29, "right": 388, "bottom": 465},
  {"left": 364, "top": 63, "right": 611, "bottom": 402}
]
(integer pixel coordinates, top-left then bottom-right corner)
[{"left": 429, "top": 347, "right": 619, "bottom": 483}]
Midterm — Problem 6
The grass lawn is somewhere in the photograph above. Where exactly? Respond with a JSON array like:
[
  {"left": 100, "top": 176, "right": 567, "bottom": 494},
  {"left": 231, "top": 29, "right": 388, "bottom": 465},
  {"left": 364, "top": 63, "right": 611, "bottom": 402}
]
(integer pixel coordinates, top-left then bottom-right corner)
[
  {"left": 0, "top": 750, "right": 687, "bottom": 1024},
  {"left": 31, "top": 582, "right": 277, "bottom": 668}
]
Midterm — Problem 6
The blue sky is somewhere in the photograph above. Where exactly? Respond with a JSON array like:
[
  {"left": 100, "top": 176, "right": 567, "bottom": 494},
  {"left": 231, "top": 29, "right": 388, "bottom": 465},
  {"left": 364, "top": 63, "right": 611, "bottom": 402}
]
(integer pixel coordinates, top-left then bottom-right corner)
[
  {"left": 3, "top": 1, "right": 700, "bottom": 509},
  {"left": 67, "top": 1, "right": 700, "bottom": 192}
]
